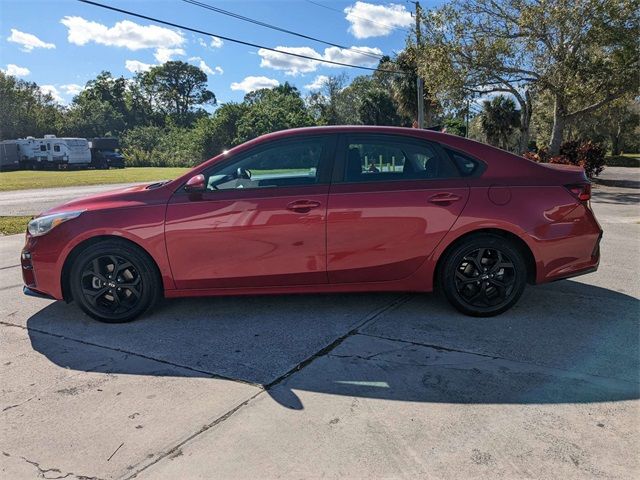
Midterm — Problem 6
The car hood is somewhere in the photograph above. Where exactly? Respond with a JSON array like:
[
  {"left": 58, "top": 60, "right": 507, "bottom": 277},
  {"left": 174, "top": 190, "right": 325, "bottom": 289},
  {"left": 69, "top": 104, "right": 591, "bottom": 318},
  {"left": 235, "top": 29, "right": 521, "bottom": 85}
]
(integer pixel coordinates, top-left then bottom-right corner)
[{"left": 41, "top": 182, "right": 171, "bottom": 216}]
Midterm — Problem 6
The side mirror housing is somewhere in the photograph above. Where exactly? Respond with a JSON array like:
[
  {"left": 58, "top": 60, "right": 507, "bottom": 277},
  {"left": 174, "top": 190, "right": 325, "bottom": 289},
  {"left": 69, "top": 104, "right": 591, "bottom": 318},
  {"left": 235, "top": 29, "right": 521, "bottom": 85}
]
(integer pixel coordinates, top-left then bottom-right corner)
[{"left": 184, "top": 174, "right": 206, "bottom": 192}]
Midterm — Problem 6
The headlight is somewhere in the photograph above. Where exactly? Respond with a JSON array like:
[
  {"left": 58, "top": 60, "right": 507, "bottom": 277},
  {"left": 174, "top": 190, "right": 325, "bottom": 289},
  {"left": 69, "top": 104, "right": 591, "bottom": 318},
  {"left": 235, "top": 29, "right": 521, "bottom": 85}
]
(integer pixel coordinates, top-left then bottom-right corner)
[{"left": 27, "top": 210, "right": 84, "bottom": 237}]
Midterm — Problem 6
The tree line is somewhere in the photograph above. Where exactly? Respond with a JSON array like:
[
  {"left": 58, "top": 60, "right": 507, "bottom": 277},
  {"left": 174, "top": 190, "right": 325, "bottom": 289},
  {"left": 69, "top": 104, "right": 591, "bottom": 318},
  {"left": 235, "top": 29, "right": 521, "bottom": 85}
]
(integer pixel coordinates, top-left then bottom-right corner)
[{"left": 1, "top": 0, "right": 637, "bottom": 167}]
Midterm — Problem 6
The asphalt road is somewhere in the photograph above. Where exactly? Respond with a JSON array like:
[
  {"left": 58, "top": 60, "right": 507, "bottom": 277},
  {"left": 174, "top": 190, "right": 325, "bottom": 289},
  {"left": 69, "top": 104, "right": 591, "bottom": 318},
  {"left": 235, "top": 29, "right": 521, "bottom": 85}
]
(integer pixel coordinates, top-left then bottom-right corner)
[
  {"left": 0, "top": 183, "right": 148, "bottom": 216},
  {"left": 0, "top": 181, "right": 638, "bottom": 479}
]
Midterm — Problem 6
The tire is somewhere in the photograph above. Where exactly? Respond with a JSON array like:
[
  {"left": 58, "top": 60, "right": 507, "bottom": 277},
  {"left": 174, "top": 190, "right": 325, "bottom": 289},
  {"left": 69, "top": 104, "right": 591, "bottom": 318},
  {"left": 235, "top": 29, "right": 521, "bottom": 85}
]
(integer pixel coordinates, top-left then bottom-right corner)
[
  {"left": 69, "top": 240, "right": 161, "bottom": 323},
  {"left": 440, "top": 234, "right": 527, "bottom": 317}
]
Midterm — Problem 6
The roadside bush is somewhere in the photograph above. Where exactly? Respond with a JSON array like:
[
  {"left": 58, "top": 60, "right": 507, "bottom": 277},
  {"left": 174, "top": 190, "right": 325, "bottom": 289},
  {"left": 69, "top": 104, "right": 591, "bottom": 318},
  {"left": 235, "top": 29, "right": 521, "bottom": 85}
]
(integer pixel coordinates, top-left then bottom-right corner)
[
  {"left": 524, "top": 140, "right": 605, "bottom": 178},
  {"left": 548, "top": 140, "right": 605, "bottom": 178},
  {"left": 121, "top": 125, "right": 211, "bottom": 167}
]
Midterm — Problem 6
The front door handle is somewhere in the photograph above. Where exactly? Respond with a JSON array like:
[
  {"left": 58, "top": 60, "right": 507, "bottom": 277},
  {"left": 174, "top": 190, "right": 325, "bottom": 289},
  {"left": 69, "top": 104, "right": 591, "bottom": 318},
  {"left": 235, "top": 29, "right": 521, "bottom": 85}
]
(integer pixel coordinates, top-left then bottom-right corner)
[
  {"left": 287, "top": 200, "right": 321, "bottom": 213},
  {"left": 429, "top": 193, "right": 462, "bottom": 205}
]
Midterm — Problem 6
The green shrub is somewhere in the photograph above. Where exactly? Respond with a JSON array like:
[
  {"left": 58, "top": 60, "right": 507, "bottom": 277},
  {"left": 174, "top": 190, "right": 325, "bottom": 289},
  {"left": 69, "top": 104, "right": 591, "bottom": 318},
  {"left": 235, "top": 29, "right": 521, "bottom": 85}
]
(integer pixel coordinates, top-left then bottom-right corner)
[
  {"left": 548, "top": 140, "right": 605, "bottom": 178},
  {"left": 524, "top": 140, "right": 605, "bottom": 178}
]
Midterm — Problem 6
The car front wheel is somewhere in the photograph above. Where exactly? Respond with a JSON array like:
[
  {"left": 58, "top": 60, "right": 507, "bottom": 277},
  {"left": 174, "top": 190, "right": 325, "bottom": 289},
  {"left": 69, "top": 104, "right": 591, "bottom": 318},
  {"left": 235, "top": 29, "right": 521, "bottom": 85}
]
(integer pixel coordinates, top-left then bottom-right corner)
[
  {"left": 440, "top": 234, "right": 527, "bottom": 317},
  {"left": 70, "top": 240, "right": 160, "bottom": 323}
]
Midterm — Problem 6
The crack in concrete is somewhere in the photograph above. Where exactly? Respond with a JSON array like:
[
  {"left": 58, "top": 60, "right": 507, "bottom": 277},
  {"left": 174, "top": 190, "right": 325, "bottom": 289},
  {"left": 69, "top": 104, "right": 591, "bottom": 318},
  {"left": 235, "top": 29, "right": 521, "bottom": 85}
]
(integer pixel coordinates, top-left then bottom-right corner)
[
  {"left": 2, "top": 394, "right": 37, "bottom": 413},
  {"left": 358, "top": 332, "right": 640, "bottom": 385},
  {"left": 0, "top": 320, "right": 262, "bottom": 389},
  {"left": 18, "top": 454, "right": 104, "bottom": 480},
  {"left": 123, "top": 294, "right": 412, "bottom": 479}
]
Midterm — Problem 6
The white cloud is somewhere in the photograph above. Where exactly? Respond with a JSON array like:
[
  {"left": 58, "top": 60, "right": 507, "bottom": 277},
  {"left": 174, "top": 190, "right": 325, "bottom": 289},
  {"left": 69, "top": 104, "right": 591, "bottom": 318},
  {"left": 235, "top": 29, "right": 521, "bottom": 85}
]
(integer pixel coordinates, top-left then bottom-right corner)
[
  {"left": 258, "top": 46, "right": 323, "bottom": 76},
  {"left": 198, "top": 60, "right": 215, "bottom": 75},
  {"left": 323, "top": 46, "right": 382, "bottom": 67},
  {"left": 230, "top": 76, "right": 280, "bottom": 93},
  {"left": 61, "top": 83, "right": 84, "bottom": 95},
  {"left": 344, "top": 2, "right": 412, "bottom": 39},
  {"left": 125, "top": 60, "right": 154, "bottom": 73},
  {"left": 197, "top": 36, "right": 223, "bottom": 49},
  {"left": 60, "top": 16, "right": 184, "bottom": 50},
  {"left": 2, "top": 64, "right": 30, "bottom": 77},
  {"left": 188, "top": 57, "right": 223, "bottom": 76},
  {"left": 210, "top": 36, "right": 223, "bottom": 48},
  {"left": 304, "top": 75, "right": 329, "bottom": 90},
  {"left": 40, "top": 85, "right": 63, "bottom": 103},
  {"left": 154, "top": 47, "right": 185, "bottom": 63},
  {"left": 258, "top": 45, "right": 381, "bottom": 75},
  {"left": 7, "top": 29, "right": 55, "bottom": 52}
]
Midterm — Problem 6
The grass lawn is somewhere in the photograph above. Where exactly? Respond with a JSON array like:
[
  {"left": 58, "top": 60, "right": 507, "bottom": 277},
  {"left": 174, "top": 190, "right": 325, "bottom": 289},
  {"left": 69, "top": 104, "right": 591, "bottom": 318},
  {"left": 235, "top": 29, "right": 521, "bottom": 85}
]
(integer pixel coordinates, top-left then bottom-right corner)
[
  {"left": 0, "top": 167, "right": 190, "bottom": 192},
  {"left": 606, "top": 153, "right": 640, "bottom": 168},
  {"left": 0, "top": 216, "right": 31, "bottom": 235}
]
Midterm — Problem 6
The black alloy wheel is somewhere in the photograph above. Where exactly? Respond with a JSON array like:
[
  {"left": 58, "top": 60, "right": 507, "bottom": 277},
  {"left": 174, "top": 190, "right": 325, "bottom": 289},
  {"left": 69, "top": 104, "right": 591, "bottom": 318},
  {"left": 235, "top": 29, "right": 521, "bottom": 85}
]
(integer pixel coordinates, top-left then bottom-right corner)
[
  {"left": 70, "top": 240, "right": 160, "bottom": 323},
  {"left": 441, "top": 234, "right": 527, "bottom": 316}
]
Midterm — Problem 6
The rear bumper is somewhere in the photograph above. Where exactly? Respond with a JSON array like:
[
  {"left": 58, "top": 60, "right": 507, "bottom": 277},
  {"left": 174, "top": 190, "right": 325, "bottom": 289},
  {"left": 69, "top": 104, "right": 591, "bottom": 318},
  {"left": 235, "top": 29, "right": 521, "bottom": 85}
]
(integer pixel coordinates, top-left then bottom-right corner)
[{"left": 528, "top": 205, "right": 603, "bottom": 284}]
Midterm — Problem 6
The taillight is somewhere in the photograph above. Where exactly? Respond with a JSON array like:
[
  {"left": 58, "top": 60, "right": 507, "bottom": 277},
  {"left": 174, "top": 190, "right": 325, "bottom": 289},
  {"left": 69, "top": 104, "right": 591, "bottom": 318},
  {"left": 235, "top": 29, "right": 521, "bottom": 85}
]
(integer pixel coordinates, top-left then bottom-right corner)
[{"left": 565, "top": 183, "right": 591, "bottom": 202}]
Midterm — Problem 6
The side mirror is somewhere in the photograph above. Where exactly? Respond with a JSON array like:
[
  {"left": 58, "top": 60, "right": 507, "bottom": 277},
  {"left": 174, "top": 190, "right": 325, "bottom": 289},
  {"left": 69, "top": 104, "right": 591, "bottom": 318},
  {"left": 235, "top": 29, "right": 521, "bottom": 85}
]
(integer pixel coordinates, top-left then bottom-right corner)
[{"left": 184, "top": 174, "right": 206, "bottom": 192}]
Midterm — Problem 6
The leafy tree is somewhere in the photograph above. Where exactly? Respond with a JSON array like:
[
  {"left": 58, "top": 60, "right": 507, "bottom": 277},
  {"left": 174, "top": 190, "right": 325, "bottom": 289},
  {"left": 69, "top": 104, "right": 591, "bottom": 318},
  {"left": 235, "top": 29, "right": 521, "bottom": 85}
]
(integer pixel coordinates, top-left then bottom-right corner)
[
  {"left": 380, "top": 48, "right": 436, "bottom": 126},
  {"left": 235, "top": 83, "right": 314, "bottom": 142},
  {"left": 480, "top": 95, "right": 520, "bottom": 150},
  {"left": 307, "top": 74, "right": 356, "bottom": 125},
  {"left": 140, "top": 61, "right": 216, "bottom": 127},
  {"left": 358, "top": 86, "right": 403, "bottom": 126},
  {"left": 418, "top": 0, "right": 638, "bottom": 154},
  {"left": 0, "top": 72, "right": 63, "bottom": 139},
  {"left": 443, "top": 117, "right": 467, "bottom": 137}
]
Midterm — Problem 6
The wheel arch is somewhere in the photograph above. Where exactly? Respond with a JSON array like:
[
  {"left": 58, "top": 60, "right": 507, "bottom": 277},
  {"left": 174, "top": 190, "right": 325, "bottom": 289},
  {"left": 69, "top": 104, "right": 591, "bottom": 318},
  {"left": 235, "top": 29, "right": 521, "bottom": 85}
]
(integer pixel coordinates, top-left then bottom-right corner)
[
  {"left": 433, "top": 228, "right": 537, "bottom": 289},
  {"left": 61, "top": 234, "right": 164, "bottom": 302}
]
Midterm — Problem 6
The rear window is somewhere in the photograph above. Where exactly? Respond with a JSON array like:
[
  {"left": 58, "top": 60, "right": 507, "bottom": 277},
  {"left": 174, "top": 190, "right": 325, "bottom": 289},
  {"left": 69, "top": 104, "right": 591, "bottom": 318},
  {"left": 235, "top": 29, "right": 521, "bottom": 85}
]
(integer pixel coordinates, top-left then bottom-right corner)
[{"left": 445, "top": 149, "right": 482, "bottom": 177}]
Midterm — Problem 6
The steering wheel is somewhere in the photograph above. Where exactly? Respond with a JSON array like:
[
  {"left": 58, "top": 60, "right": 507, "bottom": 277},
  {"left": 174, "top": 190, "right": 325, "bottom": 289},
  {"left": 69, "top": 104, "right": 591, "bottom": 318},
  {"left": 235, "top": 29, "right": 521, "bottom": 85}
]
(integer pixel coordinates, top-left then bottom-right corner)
[{"left": 235, "top": 167, "right": 251, "bottom": 179}]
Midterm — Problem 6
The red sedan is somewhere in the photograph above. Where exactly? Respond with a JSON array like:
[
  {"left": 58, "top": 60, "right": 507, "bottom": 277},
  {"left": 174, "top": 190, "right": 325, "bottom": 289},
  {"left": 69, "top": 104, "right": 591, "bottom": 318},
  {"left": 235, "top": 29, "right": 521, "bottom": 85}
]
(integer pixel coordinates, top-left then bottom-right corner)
[{"left": 21, "top": 126, "right": 602, "bottom": 322}]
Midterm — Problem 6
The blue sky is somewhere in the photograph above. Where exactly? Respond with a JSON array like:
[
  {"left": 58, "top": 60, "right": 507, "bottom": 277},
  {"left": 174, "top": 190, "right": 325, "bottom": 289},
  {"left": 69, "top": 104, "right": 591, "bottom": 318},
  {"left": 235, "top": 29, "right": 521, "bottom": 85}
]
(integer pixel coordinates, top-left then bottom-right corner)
[{"left": 0, "top": 0, "right": 427, "bottom": 106}]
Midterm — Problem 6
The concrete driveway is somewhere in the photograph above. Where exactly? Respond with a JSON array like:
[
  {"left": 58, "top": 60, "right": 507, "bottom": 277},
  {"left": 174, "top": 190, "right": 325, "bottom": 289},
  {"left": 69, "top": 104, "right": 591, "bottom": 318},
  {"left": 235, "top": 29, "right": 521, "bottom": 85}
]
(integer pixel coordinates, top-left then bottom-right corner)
[{"left": 0, "top": 182, "right": 638, "bottom": 479}]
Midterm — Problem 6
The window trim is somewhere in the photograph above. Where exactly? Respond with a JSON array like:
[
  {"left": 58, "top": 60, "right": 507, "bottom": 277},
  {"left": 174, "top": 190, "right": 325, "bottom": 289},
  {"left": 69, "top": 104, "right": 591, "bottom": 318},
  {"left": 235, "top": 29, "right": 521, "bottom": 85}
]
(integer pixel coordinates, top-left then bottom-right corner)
[
  {"left": 442, "top": 147, "right": 487, "bottom": 178},
  {"left": 332, "top": 133, "right": 462, "bottom": 184},
  {"left": 176, "top": 134, "right": 337, "bottom": 195}
]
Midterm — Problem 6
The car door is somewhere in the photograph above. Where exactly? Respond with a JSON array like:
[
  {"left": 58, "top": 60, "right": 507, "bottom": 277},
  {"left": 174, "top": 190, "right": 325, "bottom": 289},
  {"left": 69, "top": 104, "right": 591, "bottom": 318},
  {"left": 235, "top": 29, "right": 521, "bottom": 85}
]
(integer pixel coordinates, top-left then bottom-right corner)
[
  {"left": 165, "top": 135, "right": 335, "bottom": 289},
  {"left": 327, "top": 134, "right": 471, "bottom": 284}
]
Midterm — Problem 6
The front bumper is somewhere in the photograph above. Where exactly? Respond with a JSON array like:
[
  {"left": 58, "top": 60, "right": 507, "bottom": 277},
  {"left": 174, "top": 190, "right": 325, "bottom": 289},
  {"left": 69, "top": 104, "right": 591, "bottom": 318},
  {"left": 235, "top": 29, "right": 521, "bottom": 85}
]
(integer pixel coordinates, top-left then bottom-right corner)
[{"left": 23, "top": 286, "right": 55, "bottom": 300}]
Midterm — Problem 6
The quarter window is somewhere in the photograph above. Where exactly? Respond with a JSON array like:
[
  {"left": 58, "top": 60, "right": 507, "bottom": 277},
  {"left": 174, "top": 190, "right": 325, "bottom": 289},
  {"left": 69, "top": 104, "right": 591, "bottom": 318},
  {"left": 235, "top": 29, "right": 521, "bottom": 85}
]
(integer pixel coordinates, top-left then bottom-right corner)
[
  {"left": 343, "top": 137, "right": 460, "bottom": 182},
  {"left": 204, "top": 139, "right": 325, "bottom": 191},
  {"left": 445, "top": 149, "right": 481, "bottom": 176}
]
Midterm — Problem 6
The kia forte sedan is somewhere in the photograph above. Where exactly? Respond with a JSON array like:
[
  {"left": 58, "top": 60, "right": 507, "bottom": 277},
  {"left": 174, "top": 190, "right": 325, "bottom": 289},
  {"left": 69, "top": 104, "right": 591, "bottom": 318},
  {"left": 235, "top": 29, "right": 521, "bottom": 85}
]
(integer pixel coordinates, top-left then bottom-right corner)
[{"left": 21, "top": 126, "right": 602, "bottom": 322}]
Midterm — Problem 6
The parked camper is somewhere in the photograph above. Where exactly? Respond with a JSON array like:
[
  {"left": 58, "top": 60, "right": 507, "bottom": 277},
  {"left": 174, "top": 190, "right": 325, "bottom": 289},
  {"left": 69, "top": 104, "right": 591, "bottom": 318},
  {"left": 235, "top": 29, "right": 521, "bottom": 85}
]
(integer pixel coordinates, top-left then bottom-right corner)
[
  {"left": 0, "top": 141, "right": 20, "bottom": 171},
  {"left": 9, "top": 136, "right": 91, "bottom": 169},
  {"left": 89, "top": 137, "right": 125, "bottom": 169}
]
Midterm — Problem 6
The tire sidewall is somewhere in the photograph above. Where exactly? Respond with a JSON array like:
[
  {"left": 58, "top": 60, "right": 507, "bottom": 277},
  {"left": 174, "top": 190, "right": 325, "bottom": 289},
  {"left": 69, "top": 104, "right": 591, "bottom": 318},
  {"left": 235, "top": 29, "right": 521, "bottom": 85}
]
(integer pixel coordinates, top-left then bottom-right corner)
[
  {"left": 69, "top": 241, "right": 159, "bottom": 323},
  {"left": 441, "top": 235, "right": 527, "bottom": 317}
]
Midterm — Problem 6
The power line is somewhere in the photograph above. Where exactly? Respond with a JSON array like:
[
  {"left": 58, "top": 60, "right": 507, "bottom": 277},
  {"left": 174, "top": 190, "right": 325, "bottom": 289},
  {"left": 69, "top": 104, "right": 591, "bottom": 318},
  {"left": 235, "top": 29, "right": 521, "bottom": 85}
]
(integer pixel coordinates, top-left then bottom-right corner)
[
  {"left": 182, "top": 0, "right": 384, "bottom": 60},
  {"left": 77, "top": 0, "right": 405, "bottom": 75},
  {"left": 305, "top": 0, "right": 411, "bottom": 34}
]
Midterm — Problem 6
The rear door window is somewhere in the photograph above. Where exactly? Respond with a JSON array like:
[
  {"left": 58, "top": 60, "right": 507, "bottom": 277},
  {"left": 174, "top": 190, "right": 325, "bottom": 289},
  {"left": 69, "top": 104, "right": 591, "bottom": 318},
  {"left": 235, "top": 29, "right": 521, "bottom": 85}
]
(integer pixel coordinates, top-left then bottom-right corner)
[{"left": 341, "top": 135, "right": 460, "bottom": 183}]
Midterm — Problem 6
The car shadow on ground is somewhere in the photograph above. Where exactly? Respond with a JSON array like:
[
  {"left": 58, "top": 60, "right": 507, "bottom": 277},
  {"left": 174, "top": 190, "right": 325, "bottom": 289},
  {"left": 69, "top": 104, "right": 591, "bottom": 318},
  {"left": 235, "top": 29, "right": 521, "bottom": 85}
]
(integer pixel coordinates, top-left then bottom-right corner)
[{"left": 26, "top": 281, "right": 639, "bottom": 409}]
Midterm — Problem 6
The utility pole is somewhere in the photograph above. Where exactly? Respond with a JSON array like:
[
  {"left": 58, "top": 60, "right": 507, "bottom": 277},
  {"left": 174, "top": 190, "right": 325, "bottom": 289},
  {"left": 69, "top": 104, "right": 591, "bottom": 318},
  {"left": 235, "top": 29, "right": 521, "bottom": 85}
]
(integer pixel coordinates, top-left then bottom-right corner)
[
  {"left": 414, "top": 1, "right": 425, "bottom": 129},
  {"left": 465, "top": 100, "right": 470, "bottom": 138}
]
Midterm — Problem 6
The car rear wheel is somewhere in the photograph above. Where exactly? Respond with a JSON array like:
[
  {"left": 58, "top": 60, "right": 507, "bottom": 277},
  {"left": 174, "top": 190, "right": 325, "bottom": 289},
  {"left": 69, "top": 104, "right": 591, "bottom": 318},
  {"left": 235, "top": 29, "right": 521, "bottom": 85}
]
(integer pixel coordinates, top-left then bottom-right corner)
[
  {"left": 440, "top": 234, "right": 527, "bottom": 317},
  {"left": 70, "top": 240, "right": 160, "bottom": 323}
]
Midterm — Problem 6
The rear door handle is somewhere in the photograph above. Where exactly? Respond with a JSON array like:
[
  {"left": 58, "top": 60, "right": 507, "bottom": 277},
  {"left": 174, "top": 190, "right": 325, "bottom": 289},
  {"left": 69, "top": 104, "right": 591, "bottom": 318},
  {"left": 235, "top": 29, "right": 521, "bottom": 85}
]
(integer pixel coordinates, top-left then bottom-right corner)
[
  {"left": 429, "top": 193, "right": 462, "bottom": 205},
  {"left": 287, "top": 200, "right": 321, "bottom": 213}
]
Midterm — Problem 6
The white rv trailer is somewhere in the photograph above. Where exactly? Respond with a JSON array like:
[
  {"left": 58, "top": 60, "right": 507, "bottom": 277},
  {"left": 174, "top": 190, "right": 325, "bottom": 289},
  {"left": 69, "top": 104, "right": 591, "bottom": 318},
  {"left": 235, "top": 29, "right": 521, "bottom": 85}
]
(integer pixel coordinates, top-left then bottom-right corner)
[{"left": 10, "top": 135, "right": 91, "bottom": 169}]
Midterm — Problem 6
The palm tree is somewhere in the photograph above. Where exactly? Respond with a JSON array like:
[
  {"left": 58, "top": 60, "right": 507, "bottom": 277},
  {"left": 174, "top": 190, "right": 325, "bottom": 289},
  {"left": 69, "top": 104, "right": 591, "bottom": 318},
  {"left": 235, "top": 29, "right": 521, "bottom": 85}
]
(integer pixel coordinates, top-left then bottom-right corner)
[{"left": 480, "top": 95, "right": 521, "bottom": 150}]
